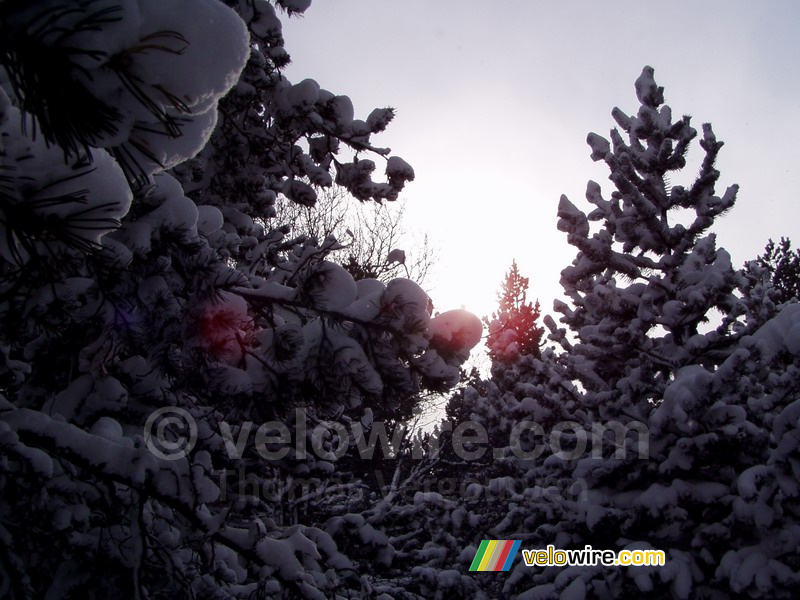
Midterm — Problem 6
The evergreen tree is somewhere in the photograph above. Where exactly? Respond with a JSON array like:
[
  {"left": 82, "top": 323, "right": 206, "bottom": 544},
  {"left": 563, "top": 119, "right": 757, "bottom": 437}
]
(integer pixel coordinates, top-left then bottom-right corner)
[
  {"left": 495, "top": 66, "right": 800, "bottom": 599},
  {"left": 4, "top": 4, "right": 799, "bottom": 595},
  {"left": 485, "top": 260, "right": 544, "bottom": 364},
  {"left": 750, "top": 237, "right": 800, "bottom": 305},
  {"left": 0, "top": 2, "right": 480, "bottom": 597},
  {"left": 372, "top": 67, "right": 800, "bottom": 599}
]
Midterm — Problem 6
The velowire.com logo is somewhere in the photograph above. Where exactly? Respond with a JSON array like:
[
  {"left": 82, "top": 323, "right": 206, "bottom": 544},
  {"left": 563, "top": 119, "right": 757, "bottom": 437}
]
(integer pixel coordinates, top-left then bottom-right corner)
[{"left": 469, "top": 540, "right": 521, "bottom": 572}]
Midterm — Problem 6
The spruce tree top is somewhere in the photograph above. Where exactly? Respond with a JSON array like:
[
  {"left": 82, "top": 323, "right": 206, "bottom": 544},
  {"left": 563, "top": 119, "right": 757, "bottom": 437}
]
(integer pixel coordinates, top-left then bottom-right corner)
[{"left": 554, "top": 66, "right": 742, "bottom": 406}]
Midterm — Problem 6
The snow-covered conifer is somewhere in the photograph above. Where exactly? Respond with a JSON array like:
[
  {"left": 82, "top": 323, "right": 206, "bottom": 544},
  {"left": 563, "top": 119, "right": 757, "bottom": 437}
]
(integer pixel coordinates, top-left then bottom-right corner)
[
  {"left": 486, "top": 260, "right": 544, "bottom": 364},
  {"left": 385, "top": 67, "right": 800, "bottom": 599},
  {"left": 0, "top": 2, "right": 478, "bottom": 597}
]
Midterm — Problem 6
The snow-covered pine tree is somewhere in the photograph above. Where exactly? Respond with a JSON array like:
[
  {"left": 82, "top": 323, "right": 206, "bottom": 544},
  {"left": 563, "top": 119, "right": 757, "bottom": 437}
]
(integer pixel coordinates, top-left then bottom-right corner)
[
  {"left": 748, "top": 237, "right": 800, "bottom": 305},
  {"left": 366, "top": 67, "right": 800, "bottom": 599},
  {"left": 486, "top": 260, "right": 544, "bottom": 364},
  {"left": 0, "top": 1, "right": 480, "bottom": 597},
  {"left": 552, "top": 65, "right": 746, "bottom": 415},
  {"left": 482, "top": 66, "right": 800, "bottom": 599}
]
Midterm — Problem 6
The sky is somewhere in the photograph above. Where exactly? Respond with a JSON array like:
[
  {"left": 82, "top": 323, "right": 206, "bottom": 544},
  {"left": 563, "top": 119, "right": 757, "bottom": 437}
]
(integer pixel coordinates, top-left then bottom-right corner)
[{"left": 281, "top": 1, "right": 800, "bottom": 325}]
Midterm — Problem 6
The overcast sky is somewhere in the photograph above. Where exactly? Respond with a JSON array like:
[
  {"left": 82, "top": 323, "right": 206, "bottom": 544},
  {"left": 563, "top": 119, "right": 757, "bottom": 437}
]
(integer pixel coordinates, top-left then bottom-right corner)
[{"left": 281, "top": 1, "right": 800, "bottom": 322}]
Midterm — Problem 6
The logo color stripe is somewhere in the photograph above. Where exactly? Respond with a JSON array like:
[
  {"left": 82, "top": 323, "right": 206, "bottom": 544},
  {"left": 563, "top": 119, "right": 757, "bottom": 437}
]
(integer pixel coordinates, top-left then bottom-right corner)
[
  {"left": 469, "top": 540, "right": 490, "bottom": 571},
  {"left": 493, "top": 540, "right": 514, "bottom": 571},
  {"left": 478, "top": 540, "right": 498, "bottom": 571},
  {"left": 469, "top": 540, "right": 521, "bottom": 572},
  {"left": 486, "top": 540, "right": 506, "bottom": 570},
  {"left": 500, "top": 540, "right": 521, "bottom": 571}
]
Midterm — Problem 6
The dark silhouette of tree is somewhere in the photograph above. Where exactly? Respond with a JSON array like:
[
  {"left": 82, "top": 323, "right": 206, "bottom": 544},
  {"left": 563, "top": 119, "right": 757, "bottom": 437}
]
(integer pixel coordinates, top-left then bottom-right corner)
[
  {"left": 0, "top": 2, "right": 480, "bottom": 598},
  {"left": 754, "top": 237, "right": 800, "bottom": 304},
  {"left": 271, "top": 185, "right": 436, "bottom": 285},
  {"left": 485, "top": 260, "right": 543, "bottom": 363},
  {"left": 364, "top": 67, "right": 800, "bottom": 599}
]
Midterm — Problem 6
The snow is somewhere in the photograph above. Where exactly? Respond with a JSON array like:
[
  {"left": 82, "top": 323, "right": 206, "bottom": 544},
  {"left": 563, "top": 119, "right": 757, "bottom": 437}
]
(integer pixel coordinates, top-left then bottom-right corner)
[
  {"left": 386, "top": 156, "right": 415, "bottom": 185},
  {"left": 429, "top": 309, "right": 483, "bottom": 355},
  {"left": 303, "top": 261, "right": 358, "bottom": 311},
  {"left": 329, "top": 95, "right": 355, "bottom": 123},
  {"left": 133, "top": 0, "right": 249, "bottom": 107},
  {"left": 367, "top": 107, "right": 394, "bottom": 132},
  {"left": 133, "top": 103, "right": 220, "bottom": 171},
  {"left": 282, "top": 179, "right": 318, "bottom": 206},
  {"left": 6, "top": 0, "right": 250, "bottom": 181},
  {"left": 560, "top": 577, "right": 587, "bottom": 600},
  {"left": 150, "top": 193, "right": 200, "bottom": 232},
  {"left": 0, "top": 89, "right": 133, "bottom": 262},
  {"left": 5, "top": 6, "right": 800, "bottom": 597},
  {"left": 196, "top": 205, "right": 224, "bottom": 235},
  {"left": 196, "top": 292, "right": 251, "bottom": 364},
  {"left": 773, "top": 397, "right": 800, "bottom": 441},
  {"left": 387, "top": 248, "right": 406, "bottom": 264},
  {"left": 89, "top": 416, "right": 124, "bottom": 442},
  {"left": 651, "top": 365, "right": 713, "bottom": 433},
  {"left": 278, "top": 0, "right": 313, "bottom": 16},
  {"left": 586, "top": 132, "right": 611, "bottom": 161},
  {"left": 382, "top": 278, "right": 431, "bottom": 320},
  {"left": 236, "top": 280, "right": 297, "bottom": 302},
  {"left": 246, "top": 1, "right": 282, "bottom": 38},
  {"left": 356, "top": 278, "right": 386, "bottom": 298},
  {"left": 328, "top": 335, "right": 383, "bottom": 396},
  {"left": 748, "top": 302, "right": 800, "bottom": 358},
  {"left": 286, "top": 79, "right": 321, "bottom": 110}
]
